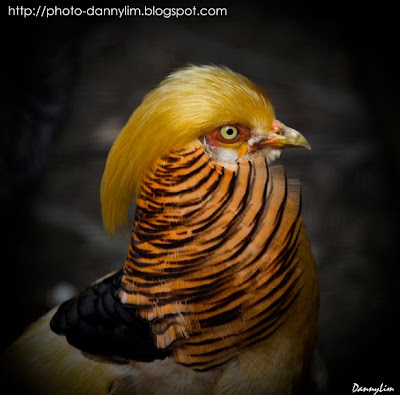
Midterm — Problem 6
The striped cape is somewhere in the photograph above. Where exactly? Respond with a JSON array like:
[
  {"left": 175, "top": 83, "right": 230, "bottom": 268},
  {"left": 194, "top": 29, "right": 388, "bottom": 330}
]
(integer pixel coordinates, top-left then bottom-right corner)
[{"left": 119, "top": 140, "right": 304, "bottom": 371}]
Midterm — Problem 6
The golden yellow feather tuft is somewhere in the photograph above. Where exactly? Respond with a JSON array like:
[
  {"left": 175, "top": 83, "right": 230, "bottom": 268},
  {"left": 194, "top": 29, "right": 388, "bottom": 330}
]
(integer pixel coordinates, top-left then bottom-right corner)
[{"left": 101, "top": 65, "right": 275, "bottom": 236}]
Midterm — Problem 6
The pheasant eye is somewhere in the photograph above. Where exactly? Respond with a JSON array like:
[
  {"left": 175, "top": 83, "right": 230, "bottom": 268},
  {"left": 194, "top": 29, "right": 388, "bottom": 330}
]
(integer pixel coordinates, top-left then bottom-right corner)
[{"left": 220, "top": 125, "right": 238, "bottom": 140}]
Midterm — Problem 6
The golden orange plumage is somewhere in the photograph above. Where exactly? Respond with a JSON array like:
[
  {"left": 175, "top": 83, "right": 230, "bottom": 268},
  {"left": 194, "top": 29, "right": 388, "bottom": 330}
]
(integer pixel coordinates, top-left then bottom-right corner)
[
  {"left": 2, "top": 65, "right": 322, "bottom": 394},
  {"left": 119, "top": 141, "right": 307, "bottom": 371}
]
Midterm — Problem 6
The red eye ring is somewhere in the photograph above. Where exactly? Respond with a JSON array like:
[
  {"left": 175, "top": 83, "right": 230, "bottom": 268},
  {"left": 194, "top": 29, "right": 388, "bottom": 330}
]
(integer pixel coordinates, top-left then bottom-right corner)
[{"left": 203, "top": 124, "right": 251, "bottom": 147}]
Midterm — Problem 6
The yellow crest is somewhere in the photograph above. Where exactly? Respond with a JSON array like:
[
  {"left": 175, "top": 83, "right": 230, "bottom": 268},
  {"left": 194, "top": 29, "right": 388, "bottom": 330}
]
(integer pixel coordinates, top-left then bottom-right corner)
[{"left": 100, "top": 65, "right": 275, "bottom": 235}]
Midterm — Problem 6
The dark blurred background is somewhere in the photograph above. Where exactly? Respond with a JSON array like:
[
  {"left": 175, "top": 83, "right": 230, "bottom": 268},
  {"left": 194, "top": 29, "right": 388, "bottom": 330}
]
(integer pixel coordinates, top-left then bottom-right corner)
[{"left": 2, "top": 1, "right": 399, "bottom": 393}]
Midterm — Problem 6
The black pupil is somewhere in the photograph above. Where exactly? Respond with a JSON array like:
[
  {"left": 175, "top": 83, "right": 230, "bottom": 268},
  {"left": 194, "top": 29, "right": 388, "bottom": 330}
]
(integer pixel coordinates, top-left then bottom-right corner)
[{"left": 226, "top": 128, "right": 234, "bottom": 135}]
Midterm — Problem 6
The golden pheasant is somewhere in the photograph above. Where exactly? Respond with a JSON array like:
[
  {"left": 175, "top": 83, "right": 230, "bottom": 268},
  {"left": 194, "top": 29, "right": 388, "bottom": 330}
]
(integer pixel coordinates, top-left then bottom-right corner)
[{"left": 2, "top": 65, "right": 320, "bottom": 394}]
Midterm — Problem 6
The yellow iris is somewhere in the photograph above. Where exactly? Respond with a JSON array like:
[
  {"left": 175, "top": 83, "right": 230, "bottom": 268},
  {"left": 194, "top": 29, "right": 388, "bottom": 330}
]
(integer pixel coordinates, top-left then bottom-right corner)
[{"left": 220, "top": 125, "right": 238, "bottom": 140}]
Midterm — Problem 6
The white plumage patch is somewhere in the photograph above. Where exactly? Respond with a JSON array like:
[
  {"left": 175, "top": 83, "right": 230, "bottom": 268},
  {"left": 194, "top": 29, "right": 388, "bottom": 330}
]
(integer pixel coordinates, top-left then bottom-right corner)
[
  {"left": 215, "top": 147, "right": 239, "bottom": 163},
  {"left": 265, "top": 149, "right": 282, "bottom": 163},
  {"left": 202, "top": 137, "right": 239, "bottom": 163}
]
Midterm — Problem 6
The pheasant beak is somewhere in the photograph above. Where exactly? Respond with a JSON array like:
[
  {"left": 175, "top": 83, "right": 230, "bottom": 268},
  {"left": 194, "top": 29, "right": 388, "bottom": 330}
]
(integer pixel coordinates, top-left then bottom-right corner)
[{"left": 255, "top": 120, "right": 311, "bottom": 151}]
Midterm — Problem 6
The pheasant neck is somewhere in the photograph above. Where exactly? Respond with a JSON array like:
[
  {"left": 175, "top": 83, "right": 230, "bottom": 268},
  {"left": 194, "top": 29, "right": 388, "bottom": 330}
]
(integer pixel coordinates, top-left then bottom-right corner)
[{"left": 119, "top": 140, "right": 304, "bottom": 371}]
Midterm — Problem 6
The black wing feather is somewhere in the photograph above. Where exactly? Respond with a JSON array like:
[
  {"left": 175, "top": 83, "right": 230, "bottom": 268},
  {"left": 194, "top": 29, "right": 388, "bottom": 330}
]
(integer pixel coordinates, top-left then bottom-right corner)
[{"left": 50, "top": 270, "right": 169, "bottom": 362}]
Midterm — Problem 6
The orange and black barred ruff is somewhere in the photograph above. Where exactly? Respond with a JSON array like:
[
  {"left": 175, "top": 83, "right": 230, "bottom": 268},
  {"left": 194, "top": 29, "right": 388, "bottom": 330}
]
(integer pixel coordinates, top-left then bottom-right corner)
[{"left": 119, "top": 141, "right": 304, "bottom": 371}]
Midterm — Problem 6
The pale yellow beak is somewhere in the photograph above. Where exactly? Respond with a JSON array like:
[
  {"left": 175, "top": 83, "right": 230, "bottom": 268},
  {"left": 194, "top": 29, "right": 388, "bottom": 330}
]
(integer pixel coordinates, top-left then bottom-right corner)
[{"left": 257, "top": 119, "right": 311, "bottom": 150}]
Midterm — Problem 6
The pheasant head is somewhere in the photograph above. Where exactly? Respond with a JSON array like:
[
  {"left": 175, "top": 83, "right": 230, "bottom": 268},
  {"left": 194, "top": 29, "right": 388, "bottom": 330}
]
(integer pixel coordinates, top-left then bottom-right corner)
[{"left": 101, "top": 65, "right": 310, "bottom": 236}]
